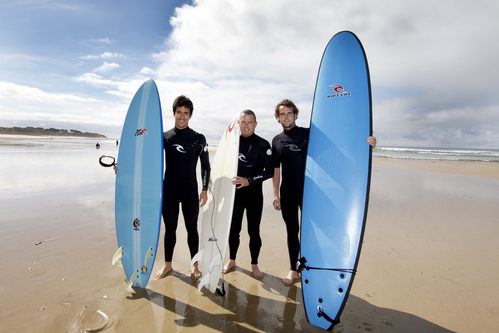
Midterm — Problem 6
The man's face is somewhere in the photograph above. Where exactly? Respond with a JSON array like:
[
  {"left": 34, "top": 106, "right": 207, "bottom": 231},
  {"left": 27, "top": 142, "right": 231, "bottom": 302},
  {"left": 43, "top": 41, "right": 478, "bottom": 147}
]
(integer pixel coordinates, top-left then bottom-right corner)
[
  {"left": 277, "top": 105, "right": 297, "bottom": 130},
  {"left": 239, "top": 113, "right": 257, "bottom": 138},
  {"left": 174, "top": 106, "right": 192, "bottom": 129}
]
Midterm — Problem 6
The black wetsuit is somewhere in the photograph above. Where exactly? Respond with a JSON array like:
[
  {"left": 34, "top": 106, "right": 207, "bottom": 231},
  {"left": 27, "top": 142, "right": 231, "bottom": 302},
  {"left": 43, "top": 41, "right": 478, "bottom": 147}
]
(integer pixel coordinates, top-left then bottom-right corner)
[
  {"left": 228, "top": 134, "right": 273, "bottom": 265},
  {"left": 163, "top": 127, "right": 210, "bottom": 262},
  {"left": 271, "top": 125, "right": 309, "bottom": 271}
]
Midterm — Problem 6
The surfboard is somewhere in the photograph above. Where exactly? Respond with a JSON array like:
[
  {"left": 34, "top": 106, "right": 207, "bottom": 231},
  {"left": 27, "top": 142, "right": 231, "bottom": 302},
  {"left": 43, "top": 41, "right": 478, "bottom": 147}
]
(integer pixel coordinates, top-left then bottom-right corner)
[
  {"left": 191, "top": 115, "right": 240, "bottom": 294},
  {"left": 299, "top": 31, "right": 372, "bottom": 329},
  {"left": 113, "top": 79, "right": 164, "bottom": 290}
]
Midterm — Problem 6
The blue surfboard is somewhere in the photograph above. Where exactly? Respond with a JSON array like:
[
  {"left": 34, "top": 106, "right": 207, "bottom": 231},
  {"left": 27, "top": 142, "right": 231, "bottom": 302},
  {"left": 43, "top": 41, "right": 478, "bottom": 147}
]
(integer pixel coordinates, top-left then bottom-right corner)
[
  {"left": 300, "top": 31, "right": 372, "bottom": 329},
  {"left": 114, "top": 79, "right": 164, "bottom": 289}
]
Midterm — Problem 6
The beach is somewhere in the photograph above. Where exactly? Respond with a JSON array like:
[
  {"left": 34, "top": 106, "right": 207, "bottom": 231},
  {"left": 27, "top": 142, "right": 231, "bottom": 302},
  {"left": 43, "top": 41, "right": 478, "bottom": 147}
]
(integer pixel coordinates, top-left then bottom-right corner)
[{"left": 1, "top": 137, "right": 499, "bottom": 332}]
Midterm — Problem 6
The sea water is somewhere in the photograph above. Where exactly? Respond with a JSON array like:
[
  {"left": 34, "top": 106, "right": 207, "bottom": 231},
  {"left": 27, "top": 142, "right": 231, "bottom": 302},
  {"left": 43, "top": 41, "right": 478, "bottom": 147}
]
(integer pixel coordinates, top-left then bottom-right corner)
[
  {"left": 374, "top": 146, "right": 499, "bottom": 162},
  {"left": 0, "top": 135, "right": 119, "bottom": 199}
]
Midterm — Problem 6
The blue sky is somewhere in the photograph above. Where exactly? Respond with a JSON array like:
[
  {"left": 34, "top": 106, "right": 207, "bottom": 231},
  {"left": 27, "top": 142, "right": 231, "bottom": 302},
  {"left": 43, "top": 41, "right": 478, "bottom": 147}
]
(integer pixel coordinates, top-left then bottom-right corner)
[{"left": 1, "top": 0, "right": 498, "bottom": 148}]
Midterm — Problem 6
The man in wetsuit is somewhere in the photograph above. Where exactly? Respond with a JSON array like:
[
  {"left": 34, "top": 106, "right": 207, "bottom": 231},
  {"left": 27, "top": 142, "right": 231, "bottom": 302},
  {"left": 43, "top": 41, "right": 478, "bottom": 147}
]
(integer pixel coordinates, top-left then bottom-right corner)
[
  {"left": 222, "top": 110, "right": 273, "bottom": 280},
  {"left": 154, "top": 95, "right": 210, "bottom": 280},
  {"left": 271, "top": 99, "right": 376, "bottom": 286}
]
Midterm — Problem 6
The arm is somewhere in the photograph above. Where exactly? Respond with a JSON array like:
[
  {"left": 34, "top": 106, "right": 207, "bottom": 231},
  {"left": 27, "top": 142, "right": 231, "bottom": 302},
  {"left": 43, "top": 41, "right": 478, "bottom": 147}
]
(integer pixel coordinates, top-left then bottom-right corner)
[
  {"left": 199, "top": 137, "right": 211, "bottom": 207},
  {"left": 272, "top": 167, "right": 281, "bottom": 210}
]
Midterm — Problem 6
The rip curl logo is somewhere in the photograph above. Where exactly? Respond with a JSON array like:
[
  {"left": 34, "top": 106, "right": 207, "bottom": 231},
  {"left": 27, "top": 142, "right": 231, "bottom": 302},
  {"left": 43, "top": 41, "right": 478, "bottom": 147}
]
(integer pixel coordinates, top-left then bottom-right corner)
[
  {"left": 173, "top": 144, "right": 186, "bottom": 153},
  {"left": 238, "top": 153, "right": 248, "bottom": 162},
  {"left": 133, "top": 218, "right": 140, "bottom": 231},
  {"left": 285, "top": 144, "right": 302, "bottom": 152},
  {"left": 327, "top": 84, "right": 351, "bottom": 99},
  {"left": 135, "top": 128, "right": 148, "bottom": 136}
]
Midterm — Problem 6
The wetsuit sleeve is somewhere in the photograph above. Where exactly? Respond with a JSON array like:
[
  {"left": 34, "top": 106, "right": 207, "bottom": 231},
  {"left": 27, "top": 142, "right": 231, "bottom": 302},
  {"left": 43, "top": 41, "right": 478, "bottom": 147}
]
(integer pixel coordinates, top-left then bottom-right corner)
[
  {"left": 271, "top": 137, "right": 281, "bottom": 169},
  {"left": 199, "top": 134, "right": 210, "bottom": 191},
  {"left": 248, "top": 140, "right": 274, "bottom": 184}
]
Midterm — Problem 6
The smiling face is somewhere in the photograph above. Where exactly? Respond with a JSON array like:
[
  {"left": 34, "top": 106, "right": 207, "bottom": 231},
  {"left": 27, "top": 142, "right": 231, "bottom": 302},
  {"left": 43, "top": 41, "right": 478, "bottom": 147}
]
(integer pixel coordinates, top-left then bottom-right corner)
[
  {"left": 276, "top": 105, "right": 297, "bottom": 130},
  {"left": 174, "top": 106, "right": 192, "bottom": 129},
  {"left": 239, "top": 113, "right": 257, "bottom": 138}
]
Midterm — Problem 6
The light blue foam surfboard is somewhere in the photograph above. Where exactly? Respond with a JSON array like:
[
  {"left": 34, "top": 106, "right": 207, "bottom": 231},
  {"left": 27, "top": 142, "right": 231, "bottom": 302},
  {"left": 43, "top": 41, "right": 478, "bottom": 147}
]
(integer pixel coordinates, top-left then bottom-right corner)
[
  {"left": 114, "top": 79, "right": 164, "bottom": 290},
  {"left": 300, "top": 31, "right": 372, "bottom": 330}
]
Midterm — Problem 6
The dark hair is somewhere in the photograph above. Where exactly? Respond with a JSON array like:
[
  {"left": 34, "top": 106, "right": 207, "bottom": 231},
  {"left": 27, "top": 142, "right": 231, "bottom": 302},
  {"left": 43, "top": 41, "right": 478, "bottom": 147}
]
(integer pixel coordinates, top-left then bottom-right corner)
[
  {"left": 274, "top": 99, "right": 299, "bottom": 118},
  {"left": 240, "top": 109, "right": 256, "bottom": 121},
  {"left": 172, "top": 95, "right": 193, "bottom": 115}
]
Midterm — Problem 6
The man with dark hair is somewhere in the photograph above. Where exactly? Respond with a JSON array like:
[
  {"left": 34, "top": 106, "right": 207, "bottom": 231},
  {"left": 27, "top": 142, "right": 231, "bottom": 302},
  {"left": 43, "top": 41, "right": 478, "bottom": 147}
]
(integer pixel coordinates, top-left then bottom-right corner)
[
  {"left": 155, "top": 95, "right": 211, "bottom": 280},
  {"left": 222, "top": 110, "right": 273, "bottom": 280},
  {"left": 271, "top": 99, "right": 376, "bottom": 286}
]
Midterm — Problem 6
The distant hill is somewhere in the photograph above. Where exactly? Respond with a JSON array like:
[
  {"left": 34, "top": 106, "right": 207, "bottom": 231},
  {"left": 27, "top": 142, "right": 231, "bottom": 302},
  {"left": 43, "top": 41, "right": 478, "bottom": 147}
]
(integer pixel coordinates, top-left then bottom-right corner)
[{"left": 0, "top": 126, "right": 107, "bottom": 138}]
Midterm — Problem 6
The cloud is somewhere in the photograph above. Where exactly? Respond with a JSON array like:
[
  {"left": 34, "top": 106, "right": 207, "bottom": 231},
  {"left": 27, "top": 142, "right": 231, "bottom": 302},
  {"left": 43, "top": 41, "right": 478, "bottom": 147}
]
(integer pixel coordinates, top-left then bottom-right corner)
[
  {"left": 94, "top": 62, "right": 120, "bottom": 73},
  {"left": 150, "top": 0, "right": 499, "bottom": 148},
  {"left": 0, "top": 81, "right": 125, "bottom": 134},
  {"left": 80, "top": 52, "right": 126, "bottom": 60}
]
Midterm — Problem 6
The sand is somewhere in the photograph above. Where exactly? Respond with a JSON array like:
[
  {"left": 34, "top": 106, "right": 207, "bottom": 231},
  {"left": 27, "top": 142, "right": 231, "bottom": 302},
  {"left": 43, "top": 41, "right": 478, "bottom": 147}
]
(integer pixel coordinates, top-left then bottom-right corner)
[{"left": 1, "top": 156, "right": 498, "bottom": 332}]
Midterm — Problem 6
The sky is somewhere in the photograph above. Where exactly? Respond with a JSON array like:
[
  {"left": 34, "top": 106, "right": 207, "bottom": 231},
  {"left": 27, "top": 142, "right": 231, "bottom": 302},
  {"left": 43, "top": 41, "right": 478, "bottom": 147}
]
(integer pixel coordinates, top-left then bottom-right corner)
[{"left": 1, "top": 0, "right": 498, "bottom": 148}]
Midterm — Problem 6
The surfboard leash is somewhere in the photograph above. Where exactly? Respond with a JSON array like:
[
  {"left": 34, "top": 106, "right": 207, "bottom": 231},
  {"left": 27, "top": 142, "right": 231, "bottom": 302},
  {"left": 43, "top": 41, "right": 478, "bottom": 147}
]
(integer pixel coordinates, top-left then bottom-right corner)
[
  {"left": 297, "top": 257, "right": 356, "bottom": 274},
  {"left": 207, "top": 184, "right": 227, "bottom": 297},
  {"left": 317, "top": 306, "right": 339, "bottom": 330},
  {"left": 99, "top": 155, "right": 116, "bottom": 167}
]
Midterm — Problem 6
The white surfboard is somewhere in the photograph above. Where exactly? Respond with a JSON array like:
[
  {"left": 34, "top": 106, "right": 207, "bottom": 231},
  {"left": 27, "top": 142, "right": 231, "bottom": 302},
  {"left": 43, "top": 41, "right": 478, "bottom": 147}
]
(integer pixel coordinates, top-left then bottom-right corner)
[{"left": 191, "top": 115, "right": 240, "bottom": 293}]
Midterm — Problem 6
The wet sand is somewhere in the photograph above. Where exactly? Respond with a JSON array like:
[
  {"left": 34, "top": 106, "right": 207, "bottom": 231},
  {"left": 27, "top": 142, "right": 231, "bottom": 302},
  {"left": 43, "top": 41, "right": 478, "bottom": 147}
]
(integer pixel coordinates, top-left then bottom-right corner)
[{"left": 1, "top": 156, "right": 499, "bottom": 332}]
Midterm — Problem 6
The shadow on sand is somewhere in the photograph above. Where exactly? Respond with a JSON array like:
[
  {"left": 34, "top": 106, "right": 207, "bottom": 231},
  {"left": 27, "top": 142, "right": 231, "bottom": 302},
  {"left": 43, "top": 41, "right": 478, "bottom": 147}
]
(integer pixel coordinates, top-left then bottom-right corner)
[{"left": 117, "top": 269, "right": 454, "bottom": 332}]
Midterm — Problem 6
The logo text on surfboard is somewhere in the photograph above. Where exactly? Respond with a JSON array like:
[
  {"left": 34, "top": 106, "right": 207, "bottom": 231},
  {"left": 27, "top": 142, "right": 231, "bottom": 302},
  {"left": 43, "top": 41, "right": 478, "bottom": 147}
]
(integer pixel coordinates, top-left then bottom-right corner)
[
  {"left": 327, "top": 84, "right": 351, "bottom": 99},
  {"left": 135, "top": 128, "right": 148, "bottom": 136}
]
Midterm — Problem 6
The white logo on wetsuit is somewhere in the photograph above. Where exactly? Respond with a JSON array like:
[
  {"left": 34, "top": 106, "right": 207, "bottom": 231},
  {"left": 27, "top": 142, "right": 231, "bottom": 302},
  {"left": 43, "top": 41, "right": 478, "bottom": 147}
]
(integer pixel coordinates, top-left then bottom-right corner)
[
  {"left": 238, "top": 153, "right": 248, "bottom": 162},
  {"left": 173, "top": 144, "right": 186, "bottom": 153},
  {"left": 285, "top": 144, "right": 301, "bottom": 152}
]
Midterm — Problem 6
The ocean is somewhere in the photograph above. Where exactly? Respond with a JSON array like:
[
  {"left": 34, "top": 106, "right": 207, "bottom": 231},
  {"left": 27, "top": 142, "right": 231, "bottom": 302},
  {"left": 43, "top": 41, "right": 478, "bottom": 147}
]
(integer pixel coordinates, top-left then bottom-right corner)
[{"left": 373, "top": 146, "right": 499, "bottom": 162}]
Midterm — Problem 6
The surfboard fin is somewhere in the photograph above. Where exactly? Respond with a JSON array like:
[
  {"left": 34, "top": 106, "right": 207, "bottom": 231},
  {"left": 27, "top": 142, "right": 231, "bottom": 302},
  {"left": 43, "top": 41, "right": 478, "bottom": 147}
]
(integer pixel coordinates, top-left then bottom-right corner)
[
  {"left": 112, "top": 246, "right": 124, "bottom": 268},
  {"left": 190, "top": 249, "right": 203, "bottom": 267},
  {"left": 197, "top": 272, "right": 210, "bottom": 292},
  {"left": 144, "top": 247, "right": 153, "bottom": 267},
  {"left": 127, "top": 269, "right": 139, "bottom": 292}
]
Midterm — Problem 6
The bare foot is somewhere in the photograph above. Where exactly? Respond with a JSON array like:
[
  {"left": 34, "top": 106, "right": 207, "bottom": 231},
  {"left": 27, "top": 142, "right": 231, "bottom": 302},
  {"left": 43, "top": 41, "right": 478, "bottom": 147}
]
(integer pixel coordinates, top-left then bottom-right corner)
[
  {"left": 282, "top": 270, "right": 299, "bottom": 286},
  {"left": 251, "top": 264, "right": 263, "bottom": 280},
  {"left": 223, "top": 259, "right": 236, "bottom": 274},
  {"left": 154, "top": 262, "right": 172, "bottom": 280},
  {"left": 191, "top": 261, "right": 202, "bottom": 280}
]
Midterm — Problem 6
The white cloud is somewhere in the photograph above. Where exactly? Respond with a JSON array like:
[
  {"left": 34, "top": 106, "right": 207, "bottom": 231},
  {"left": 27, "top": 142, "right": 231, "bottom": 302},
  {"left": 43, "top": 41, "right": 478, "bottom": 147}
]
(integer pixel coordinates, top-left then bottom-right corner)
[
  {"left": 2, "top": 0, "right": 499, "bottom": 148},
  {"left": 80, "top": 52, "right": 126, "bottom": 60},
  {"left": 0, "top": 81, "right": 126, "bottom": 130},
  {"left": 94, "top": 62, "right": 120, "bottom": 73},
  {"left": 150, "top": 0, "right": 499, "bottom": 148}
]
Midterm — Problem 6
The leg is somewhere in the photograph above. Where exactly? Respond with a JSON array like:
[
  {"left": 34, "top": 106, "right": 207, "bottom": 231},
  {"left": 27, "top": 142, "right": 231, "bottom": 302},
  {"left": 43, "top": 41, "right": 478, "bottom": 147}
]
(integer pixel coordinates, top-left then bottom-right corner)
[
  {"left": 280, "top": 193, "right": 300, "bottom": 286},
  {"left": 181, "top": 193, "right": 201, "bottom": 279},
  {"left": 246, "top": 191, "right": 263, "bottom": 279},
  {"left": 155, "top": 196, "right": 179, "bottom": 279},
  {"left": 224, "top": 191, "right": 245, "bottom": 274}
]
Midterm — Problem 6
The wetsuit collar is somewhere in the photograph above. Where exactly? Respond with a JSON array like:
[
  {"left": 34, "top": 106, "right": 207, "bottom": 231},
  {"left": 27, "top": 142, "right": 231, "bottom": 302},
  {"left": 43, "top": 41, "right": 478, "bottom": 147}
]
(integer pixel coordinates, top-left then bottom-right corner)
[
  {"left": 240, "top": 133, "right": 256, "bottom": 142},
  {"left": 174, "top": 126, "right": 190, "bottom": 134},
  {"left": 283, "top": 125, "right": 299, "bottom": 135}
]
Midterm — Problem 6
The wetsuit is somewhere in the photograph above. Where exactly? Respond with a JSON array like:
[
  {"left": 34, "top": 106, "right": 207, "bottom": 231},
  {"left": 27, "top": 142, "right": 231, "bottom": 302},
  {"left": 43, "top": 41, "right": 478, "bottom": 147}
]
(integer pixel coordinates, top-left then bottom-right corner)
[
  {"left": 163, "top": 127, "right": 210, "bottom": 261},
  {"left": 228, "top": 134, "right": 273, "bottom": 265},
  {"left": 271, "top": 125, "right": 309, "bottom": 271}
]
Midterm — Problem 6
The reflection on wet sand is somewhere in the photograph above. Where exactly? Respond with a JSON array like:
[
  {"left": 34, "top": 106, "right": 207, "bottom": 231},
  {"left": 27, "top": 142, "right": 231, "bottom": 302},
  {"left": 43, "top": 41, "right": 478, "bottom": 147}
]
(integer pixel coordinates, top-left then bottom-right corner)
[{"left": 2, "top": 138, "right": 497, "bottom": 332}]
